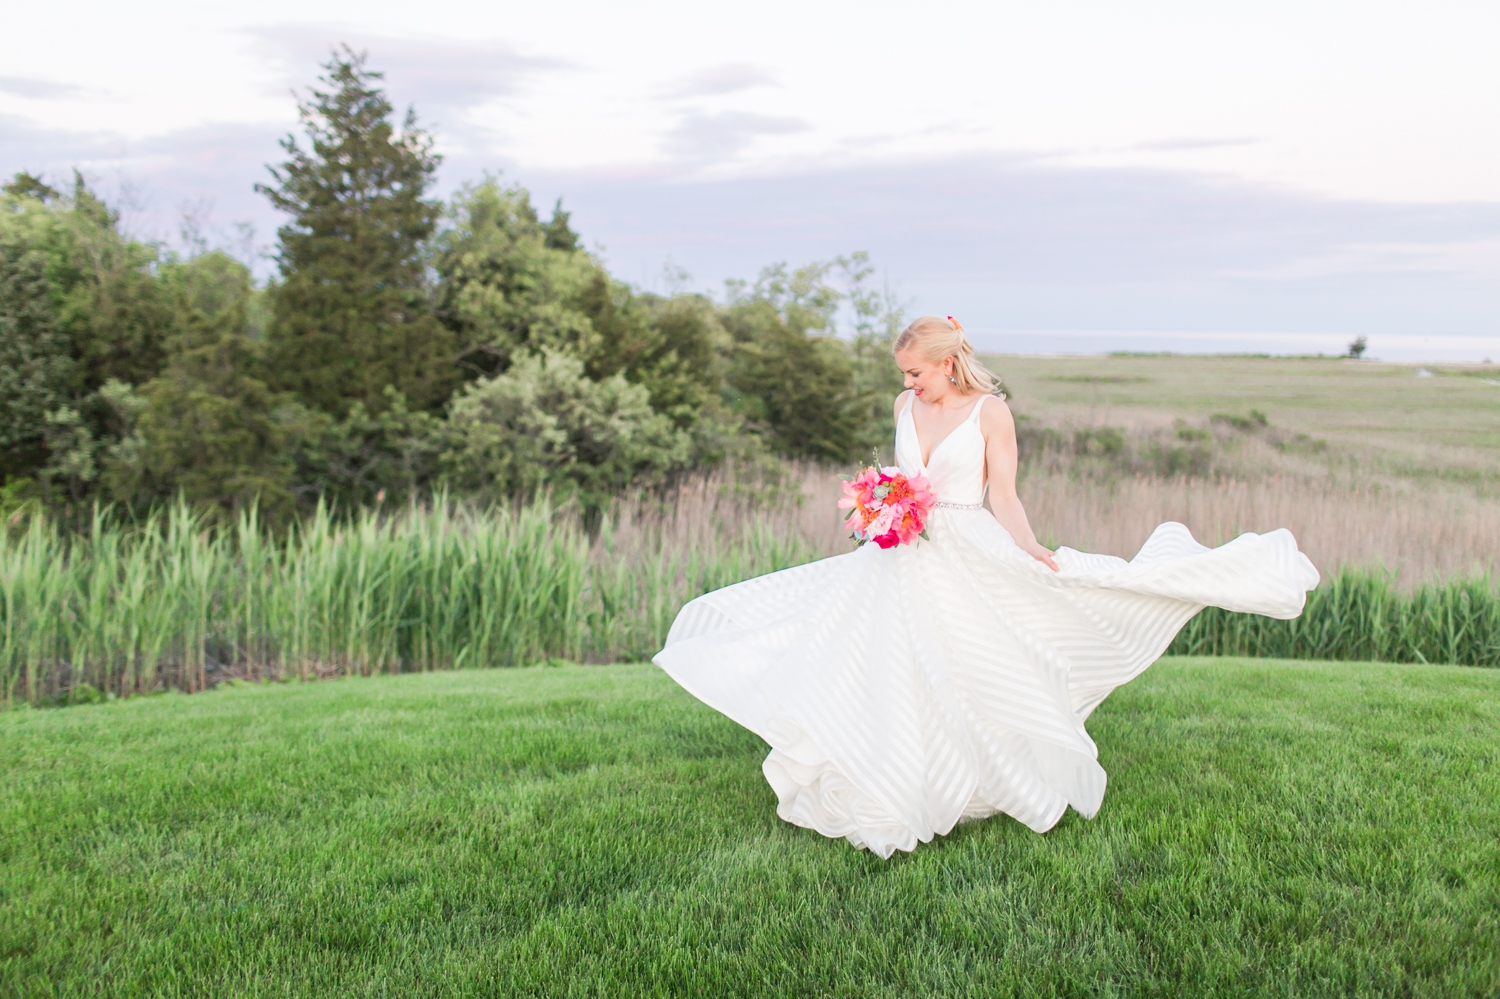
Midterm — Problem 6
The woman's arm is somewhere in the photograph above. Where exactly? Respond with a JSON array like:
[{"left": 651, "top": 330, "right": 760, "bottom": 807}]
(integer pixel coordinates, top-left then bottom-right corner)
[{"left": 979, "top": 397, "right": 1058, "bottom": 571}]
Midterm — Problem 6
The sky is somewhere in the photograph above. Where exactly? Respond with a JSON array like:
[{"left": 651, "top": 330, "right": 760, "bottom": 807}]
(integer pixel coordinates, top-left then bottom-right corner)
[{"left": 3, "top": 0, "right": 1498, "bottom": 360}]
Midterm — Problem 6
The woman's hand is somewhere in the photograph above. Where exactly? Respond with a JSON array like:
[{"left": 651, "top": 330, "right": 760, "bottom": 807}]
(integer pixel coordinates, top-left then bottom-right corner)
[{"left": 1024, "top": 542, "right": 1059, "bottom": 572}]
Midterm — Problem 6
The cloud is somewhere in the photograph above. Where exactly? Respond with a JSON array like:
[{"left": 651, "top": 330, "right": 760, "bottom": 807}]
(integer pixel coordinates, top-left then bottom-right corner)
[
  {"left": 664, "top": 111, "right": 809, "bottom": 161},
  {"left": 6, "top": 92, "right": 1498, "bottom": 343},
  {"left": 0, "top": 113, "right": 114, "bottom": 170},
  {"left": 660, "top": 63, "right": 777, "bottom": 99},
  {"left": 524, "top": 154, "right": 1500, "bottom": 338},
  {"left": 0, "top": 113, "right": 288, "bottom": 266},
  {"left": 0, "top": 76, "right": 89, "bottom": 100},
  {"left": 1130, "top": 136, "right": 1260, "bottom": 153},
  {"left": 241, "top": 24, "right": 563, "bottom": 135}
]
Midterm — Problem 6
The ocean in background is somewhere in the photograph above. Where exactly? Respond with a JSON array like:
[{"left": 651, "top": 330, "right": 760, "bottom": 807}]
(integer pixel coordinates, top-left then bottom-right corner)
[{"left": 967, "top": 330, "right": 1500, "bottom": 362}]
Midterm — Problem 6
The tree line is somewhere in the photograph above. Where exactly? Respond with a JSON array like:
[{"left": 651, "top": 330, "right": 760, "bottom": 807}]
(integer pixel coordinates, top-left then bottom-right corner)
[{"left": 1, "top": 49, "right": 904, "bottom": 525}]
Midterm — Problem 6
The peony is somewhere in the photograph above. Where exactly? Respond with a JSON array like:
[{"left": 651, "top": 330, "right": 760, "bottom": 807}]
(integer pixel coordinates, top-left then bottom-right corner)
[{"left": 838, "top": 465, "right": 936, "bottom": 549}]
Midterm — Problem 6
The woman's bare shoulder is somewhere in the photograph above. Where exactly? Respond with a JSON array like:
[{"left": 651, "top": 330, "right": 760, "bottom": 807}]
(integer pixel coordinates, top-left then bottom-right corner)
[{"left": 977, "top": 394, "right": 1015, "bottom": 432}]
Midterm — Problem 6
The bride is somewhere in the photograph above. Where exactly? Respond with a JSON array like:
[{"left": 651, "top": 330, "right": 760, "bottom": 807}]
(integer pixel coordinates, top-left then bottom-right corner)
[{"left": 654, "top": 316, "right": 1319, "bottom": 858}]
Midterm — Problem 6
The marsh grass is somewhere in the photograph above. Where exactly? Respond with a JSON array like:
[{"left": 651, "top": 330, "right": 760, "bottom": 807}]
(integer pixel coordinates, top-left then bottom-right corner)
[
  {"left": 3, "top": 463, "right": 1498, "bottom": 704},
  {"left": 0, "top": 474, "right": 844, "bottom": 704},
  {"left": 1022, "top": 470, "right": 1500, "bottom": 586}
]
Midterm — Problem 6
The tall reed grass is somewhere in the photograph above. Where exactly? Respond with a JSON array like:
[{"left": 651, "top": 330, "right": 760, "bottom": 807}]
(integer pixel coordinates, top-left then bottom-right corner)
[
  {"left": 0, "top": 481, "right": 834, "bottom": 705},
  {"left": 1170, "top": 568, "right": 1499, "bottom": 666},
  {"left": 3, "top": 466, "right": 1497, "bottom": 705}
]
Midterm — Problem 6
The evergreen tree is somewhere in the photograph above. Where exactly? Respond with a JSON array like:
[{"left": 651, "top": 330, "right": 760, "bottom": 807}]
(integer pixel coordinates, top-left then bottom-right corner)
[
  {"left": 258, "top": 48, "right": 455, "bottom": 418},
  {"left": 542, "top": 198, "right": 581, "bottom": 251}
]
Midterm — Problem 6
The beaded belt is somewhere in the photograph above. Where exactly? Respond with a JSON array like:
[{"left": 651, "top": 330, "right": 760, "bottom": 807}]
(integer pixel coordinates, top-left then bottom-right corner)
[{"left": 934, "top": 501, "right": 985, "bottom": 511}]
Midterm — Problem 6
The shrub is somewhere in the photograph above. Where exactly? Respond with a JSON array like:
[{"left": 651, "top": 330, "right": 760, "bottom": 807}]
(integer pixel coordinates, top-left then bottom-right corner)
[{"left": 443, "top": 350, "right": 689, "bottom": 509}]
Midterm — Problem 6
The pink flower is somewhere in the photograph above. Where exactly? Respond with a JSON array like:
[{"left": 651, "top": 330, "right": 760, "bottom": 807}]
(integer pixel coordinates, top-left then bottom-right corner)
[{"left": 838, "top": 465, "right": 938, "bottom": 549}]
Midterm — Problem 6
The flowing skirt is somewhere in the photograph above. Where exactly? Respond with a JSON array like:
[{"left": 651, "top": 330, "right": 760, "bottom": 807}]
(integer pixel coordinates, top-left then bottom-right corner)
[{"left": 654, "top": 510, "right": 1319, "bottom": 858}]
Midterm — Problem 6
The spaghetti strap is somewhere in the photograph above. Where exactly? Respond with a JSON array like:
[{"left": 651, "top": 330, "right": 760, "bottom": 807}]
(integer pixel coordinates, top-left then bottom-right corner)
[
  {"left": 901, "top": 390, "right": 916, "bottom": 417},
  {"left": 966, "top": 394, "right": 990, "bottom": 424}
]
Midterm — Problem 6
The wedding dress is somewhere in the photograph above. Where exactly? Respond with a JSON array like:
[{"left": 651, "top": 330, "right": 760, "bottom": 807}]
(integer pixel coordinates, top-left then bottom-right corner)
[{"left": 654, "top": 393, "right": 1319, "bottom": 858}]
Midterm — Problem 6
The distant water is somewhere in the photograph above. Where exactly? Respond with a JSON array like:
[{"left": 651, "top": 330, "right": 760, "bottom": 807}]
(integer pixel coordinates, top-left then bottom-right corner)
[{"left": 966, "top": 330, "right": 1500, "bottom": 363}]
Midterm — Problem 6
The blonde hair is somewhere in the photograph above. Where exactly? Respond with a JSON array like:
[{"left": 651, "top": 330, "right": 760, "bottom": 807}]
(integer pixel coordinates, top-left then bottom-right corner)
[{"left": 892, "top": 315, "right": 1003, "bottom": 397}]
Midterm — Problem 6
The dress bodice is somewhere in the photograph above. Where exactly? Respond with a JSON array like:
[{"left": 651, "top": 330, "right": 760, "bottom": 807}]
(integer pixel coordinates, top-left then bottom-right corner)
[{"left": 894, "top": 391, "right": 991, "bottom": 506}]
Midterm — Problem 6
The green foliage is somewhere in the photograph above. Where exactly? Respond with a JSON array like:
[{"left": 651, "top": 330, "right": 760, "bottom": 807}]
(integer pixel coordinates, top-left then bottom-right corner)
[
  {"left": 107, "top": 254, "right": 297, "bottom": 523},
  {"left": 0, "top": 175, "right": 172, "bottom": 488},
  {"left": 2, "top": 172, "right": 59, "bottom": 202},
  {"left": 2, "top": 661, "right": 1497, "bottom": 995},
  {"left": 0, "top": 194, "right": 74, "bottom": 479},
  {"left": 286, "top": 388, "right": 446, "bottom": 510},
  {"left": 39, "top": 406, "right": 100, "bottom": 501},
  {"left": 52, "top": 176, "right": 173, "bottom": 393},
  {"left": 1172, "top": 565, "right": 1500, "bottom": 667},
  {"left": 1072, "top": 426, "right": 1127, "bottom": 458},
  {"left": 723, "top": 285, "right": 864, "bottom": 461},
  {"left": 434, "top": 180, "right": 726, "bottom": 430},
  {"left": 0, "top": 493, "right": 816, "bottom": 703},
  {"left": 631, "top": 293, "right": 728, "bottom": 427},
  {"left": 4, "top": 483, "right": 1497, "bottom": 706},
  {"left": 444, "top": 350, "right": 690, "bottom": 508},
  {"left": 258, "top": 49, "right": 456, "bottom": 416},
  {"left": 434, "top": 178, "right": 604, "bottom": 374},
  {"left": 2, "top": 57, "right": 916, "bottom": 517},
  {"left": 721, "top": 256, "right": 905, "bottom": 463},
  {"left": 1211, "top": 409, "right": 1269, "bottom": 432}
]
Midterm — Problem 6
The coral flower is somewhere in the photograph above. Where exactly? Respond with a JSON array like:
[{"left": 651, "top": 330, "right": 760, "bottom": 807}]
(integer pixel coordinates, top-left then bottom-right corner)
[{"left": 838, "top": 465, "right": 936, "bottom": 549}]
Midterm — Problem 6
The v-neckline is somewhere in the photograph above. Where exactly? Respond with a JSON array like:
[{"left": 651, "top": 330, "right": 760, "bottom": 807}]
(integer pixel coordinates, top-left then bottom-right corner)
[{"left": 906, "top": 396, "right": 984, "bottom": 469}]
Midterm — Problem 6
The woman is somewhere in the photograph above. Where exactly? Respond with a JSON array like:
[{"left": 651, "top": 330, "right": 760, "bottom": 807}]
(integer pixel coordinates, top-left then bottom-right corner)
[{"left": 655, "top": 316, "right": 1318, "bottom": 858}]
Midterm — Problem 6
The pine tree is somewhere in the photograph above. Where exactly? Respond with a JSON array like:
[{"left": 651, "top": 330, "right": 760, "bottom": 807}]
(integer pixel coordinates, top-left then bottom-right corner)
[{"left": 258, "top": 48, "right": 455, "bottom": 417}]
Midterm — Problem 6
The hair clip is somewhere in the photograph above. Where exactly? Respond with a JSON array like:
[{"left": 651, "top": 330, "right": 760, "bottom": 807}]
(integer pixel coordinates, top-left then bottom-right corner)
[{"left": 947, "top": 315, "right": 963, "bottom": 332}]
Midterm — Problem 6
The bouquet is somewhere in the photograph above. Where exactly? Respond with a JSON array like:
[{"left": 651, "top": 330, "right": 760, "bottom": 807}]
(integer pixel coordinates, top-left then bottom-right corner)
[{"left": 839, "top": 466, "right": 936, "bottom": 549}]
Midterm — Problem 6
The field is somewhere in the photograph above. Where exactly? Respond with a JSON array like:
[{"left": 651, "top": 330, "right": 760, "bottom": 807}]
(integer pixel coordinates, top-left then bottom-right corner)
[
  {"left": 3, "top": 658, "right": 1497, "bottom": 997},
  {"left": 990, "top": 353, "right": 1500, "bottom": 482},
  {"left": 987, "top": 354, "right": 1500, "bottom": 583}
]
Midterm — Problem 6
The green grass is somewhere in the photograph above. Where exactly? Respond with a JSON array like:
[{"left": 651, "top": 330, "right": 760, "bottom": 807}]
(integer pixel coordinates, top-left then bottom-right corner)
[{"left": 3, "top": 658, "right": 1497, "bottom": 997}]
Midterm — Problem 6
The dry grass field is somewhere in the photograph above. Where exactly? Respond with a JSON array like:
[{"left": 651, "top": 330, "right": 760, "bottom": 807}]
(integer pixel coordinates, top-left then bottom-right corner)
[
  {"left": 989, "top": 353, "right": 1500, "bottom": 488},
  {"left": 951, "top": 354, "right": 1500, "bottom": 584}
]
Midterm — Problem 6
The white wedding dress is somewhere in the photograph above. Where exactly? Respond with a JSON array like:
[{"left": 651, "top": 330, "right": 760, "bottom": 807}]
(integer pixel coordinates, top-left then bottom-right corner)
[{"left": 654, "top": 393, "right": 1319, "bottom": 858}]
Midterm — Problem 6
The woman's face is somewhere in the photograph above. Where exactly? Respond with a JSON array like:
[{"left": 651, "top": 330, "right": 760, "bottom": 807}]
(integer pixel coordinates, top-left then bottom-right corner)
[{"left": 894, "top": 348, "right": 953, "bottom": 402}]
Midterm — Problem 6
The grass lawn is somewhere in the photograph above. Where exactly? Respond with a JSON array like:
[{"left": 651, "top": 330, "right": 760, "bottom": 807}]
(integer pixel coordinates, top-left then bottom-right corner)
[{"left": 3, "top": 658, "right": 1497, "bottom": 997}]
